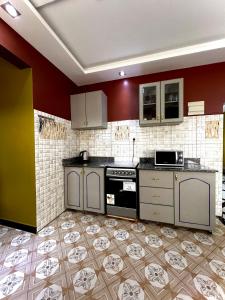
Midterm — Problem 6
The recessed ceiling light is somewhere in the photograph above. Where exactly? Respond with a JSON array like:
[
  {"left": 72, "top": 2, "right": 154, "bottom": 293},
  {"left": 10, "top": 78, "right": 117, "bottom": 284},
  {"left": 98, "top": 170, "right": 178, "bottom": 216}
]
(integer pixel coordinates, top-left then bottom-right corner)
[
  {"left": 1, "top": 2, "right": 21, "bottom": 18},
  {"left": 119, "top": 70, "right": 125, "bottom": 77}
]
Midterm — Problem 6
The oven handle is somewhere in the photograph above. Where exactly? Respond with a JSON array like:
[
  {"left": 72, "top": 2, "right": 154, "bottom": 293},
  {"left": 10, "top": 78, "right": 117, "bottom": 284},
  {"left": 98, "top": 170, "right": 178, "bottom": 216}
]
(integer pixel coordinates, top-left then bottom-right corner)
[{"left": 108, "top": 178, "right": 133, "bottom": 182}]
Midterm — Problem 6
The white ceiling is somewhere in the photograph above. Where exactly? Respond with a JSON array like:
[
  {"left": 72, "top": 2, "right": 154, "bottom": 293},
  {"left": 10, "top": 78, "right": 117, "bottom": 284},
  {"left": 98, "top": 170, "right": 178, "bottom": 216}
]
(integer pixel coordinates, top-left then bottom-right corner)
[{"left": 1, "top": 0, "right": 225, "bottom": 85}]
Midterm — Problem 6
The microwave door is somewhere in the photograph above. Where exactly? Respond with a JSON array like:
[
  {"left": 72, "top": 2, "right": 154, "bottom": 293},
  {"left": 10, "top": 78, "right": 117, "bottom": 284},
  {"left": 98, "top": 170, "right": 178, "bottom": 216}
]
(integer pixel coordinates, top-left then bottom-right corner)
[{"left": 156, "top": 151, "right": 176, "bottom": 165}]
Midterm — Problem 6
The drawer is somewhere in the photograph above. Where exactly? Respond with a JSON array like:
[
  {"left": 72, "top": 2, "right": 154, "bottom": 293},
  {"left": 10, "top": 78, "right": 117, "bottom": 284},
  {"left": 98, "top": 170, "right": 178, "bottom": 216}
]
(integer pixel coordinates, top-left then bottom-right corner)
[
  {"left": 139, "top": 170, "right": 173, "bottom": 188},
  {"left": 140, "top": 187, "right": 173, "bottom": 206},
  {"left": 140, "top": 203, "right": 174, "bottom": 224}
]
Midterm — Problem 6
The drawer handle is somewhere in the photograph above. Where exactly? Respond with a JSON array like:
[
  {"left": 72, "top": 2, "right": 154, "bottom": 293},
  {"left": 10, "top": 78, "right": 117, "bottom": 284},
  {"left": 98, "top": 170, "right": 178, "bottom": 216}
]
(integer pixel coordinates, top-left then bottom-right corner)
[
  {"left": 152, "top": 178, "right": 159, "bottom": 181},
  {"left": 152, "top": 195, "right": 160, "bottom": 198}
]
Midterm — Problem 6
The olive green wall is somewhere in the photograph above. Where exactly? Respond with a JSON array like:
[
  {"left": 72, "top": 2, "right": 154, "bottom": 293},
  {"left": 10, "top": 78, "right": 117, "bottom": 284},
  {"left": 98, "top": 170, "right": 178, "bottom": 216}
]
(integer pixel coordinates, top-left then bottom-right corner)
[{"left": 0, "top": 58, "right": 36, "bottom": 227}]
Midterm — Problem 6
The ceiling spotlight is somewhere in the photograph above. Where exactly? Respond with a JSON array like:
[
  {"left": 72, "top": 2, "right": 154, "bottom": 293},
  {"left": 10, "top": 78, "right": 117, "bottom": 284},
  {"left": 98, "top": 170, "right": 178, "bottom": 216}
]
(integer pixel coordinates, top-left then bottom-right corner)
[
  {"left": 119, "top": 70, "right": 125, "bottom": 77},
  {"left": 1, "top": 2, "right": 21, "bottom": 18}
]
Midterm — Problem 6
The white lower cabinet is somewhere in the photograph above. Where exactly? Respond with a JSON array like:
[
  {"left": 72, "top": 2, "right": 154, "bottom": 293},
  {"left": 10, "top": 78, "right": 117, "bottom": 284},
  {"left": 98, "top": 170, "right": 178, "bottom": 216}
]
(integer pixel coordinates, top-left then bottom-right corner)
[
  {"left": 65, "top": 167, "right": 83, "bottom": 210},
  {"left": 140, "top": 203, "right": 174, "bottom": 224},
  {"left": 174, "top": 172, "right": 215, "bottom": 231},
  {"left": 65, "top": 167, "right": 105, "bottom": 214},
  {"left": 140, "top": 187, "right": 173, "bottom": 206},
  {"left": 139, "top": 170, "right": 216, "bottom": 231},
  {"left": 139, "top": 170, "right": 174, "bottom": 224},
  {"left": 84, "top": 168, "right": 105, "bottom": 214}
]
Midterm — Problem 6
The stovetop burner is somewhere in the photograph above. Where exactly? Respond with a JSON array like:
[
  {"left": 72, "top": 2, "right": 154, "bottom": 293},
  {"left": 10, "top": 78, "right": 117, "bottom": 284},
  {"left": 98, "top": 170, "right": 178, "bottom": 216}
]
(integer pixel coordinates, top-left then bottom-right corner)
[
  {"left": 106, "top": 161, "right": 138, "bottom": 178},
  {"left": 106, "top": 161, "right": 139, "bottom": 169}
]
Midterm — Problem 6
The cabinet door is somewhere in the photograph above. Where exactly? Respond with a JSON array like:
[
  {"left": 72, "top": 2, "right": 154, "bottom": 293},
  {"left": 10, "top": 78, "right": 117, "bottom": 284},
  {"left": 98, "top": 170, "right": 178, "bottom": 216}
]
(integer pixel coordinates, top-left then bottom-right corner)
[
  {"left": 174, "top": 172, "right": 215, "bottom": 231},
  {"left": 161, "top": 78, "right": 183, "bottom": 124},
  {"left": 65, "top": 167, "right": 83, "bottom": 210},
  {"left": 71, "top": 93, "right": 87, "bottom": 129},
  {"left": 86, "top": 91, "right": 107, "bottom": 128},
  {"left": 139, "top": 82, "right": 161, "bottom": 126},
  {"left": 84, "top": 168, "right": 105, "bottom": 214}
]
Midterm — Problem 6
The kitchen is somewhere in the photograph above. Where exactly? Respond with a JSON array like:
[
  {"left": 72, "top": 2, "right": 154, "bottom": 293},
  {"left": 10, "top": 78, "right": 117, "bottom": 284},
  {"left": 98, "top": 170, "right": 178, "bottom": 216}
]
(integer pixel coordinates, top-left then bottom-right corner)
[{"left": 0, "top": 0, "right": 225, "bottom": 299}]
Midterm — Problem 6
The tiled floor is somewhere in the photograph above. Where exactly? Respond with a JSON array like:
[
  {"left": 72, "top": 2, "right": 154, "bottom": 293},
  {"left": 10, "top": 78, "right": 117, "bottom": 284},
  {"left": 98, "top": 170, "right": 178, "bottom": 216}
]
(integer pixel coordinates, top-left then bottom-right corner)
[{"left": 0, "top": 211, "right": 225, "bottom": 299}]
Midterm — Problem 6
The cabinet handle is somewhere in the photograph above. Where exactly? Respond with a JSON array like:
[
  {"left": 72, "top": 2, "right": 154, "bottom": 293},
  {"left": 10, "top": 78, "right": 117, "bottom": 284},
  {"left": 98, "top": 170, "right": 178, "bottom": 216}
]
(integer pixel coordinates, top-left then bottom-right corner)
[
  {"left": 152, "top": 178, "right": 159, "bottom": 181},
  {"left": 152, "top": 195, "right": 160, "bottom": 198},
  {"left": 175, "top": 174, "right": 178, "bottom": 181},
  {"left": 153, "top": 211, "right": 160, "bottom": 216}
]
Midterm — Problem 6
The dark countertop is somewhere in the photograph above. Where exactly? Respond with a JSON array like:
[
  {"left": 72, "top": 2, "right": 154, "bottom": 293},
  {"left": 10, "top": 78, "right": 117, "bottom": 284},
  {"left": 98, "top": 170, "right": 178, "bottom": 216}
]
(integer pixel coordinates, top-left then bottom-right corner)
[
  {"left": 63, "top": 156, "right": 138, "bottom": 168},
  {"left": 63, "top": 156, "right": 217, "bottom": 173},
  {"left": 138, "top": 158, "right": 217, "bottom": 173},
  {"left": 62, "top": 156, "right": 114, "bottom": 168}
]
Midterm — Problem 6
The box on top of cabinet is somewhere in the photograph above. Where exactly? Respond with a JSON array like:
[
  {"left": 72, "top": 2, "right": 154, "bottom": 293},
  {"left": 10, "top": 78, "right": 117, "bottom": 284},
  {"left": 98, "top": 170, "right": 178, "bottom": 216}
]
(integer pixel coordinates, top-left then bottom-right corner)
[{"left": 71, "top": 90, "right": 107, "bottom": 130}]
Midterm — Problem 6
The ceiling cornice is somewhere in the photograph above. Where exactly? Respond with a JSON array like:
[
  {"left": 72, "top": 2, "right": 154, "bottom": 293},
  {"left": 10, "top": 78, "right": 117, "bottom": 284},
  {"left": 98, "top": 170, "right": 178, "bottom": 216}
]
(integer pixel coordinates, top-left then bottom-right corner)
[
  {"left": 24, "top": 0, "right": 85, "bottom": 72},
  {"left": 84, "top": 38, "right": 225, "bottom": 74},
  {"left": 1, "top": 0, "right": 225, "bottom": 85},
  {"left": 22, "top": 1, "right": 225, "bottom": 75}
]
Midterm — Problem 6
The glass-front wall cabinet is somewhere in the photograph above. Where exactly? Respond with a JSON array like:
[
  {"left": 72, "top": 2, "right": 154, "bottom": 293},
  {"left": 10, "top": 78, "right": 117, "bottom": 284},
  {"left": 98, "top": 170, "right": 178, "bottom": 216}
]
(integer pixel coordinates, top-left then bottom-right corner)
[
  {"left": 161, "top": 78, "right": 183, "bottom": 124},
  {"left": 139, "top": 82, "right": 160, "bottom": 125},
  {"left": 139, "top": 78, "right": 183, "bottom": 126}
]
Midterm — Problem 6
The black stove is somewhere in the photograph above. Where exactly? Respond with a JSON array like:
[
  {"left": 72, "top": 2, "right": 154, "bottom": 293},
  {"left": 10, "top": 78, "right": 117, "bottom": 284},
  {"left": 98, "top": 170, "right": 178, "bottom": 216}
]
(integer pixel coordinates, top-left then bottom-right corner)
[{"left": 105, "top": 162, "right": 138, "bottom": 219}]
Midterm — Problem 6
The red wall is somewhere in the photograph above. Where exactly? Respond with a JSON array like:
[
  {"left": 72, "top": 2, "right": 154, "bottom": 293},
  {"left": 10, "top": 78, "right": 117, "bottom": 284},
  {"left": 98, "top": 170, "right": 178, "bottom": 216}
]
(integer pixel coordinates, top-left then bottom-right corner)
[
  {"left": 77, "top": 62, "right": 225, "bottom": 122},
  {"left": 2, "top": 19, "right": 225, "bottom": 122},
  {"left": 0, "top": 19, "right": 77, "bottom": 120}
]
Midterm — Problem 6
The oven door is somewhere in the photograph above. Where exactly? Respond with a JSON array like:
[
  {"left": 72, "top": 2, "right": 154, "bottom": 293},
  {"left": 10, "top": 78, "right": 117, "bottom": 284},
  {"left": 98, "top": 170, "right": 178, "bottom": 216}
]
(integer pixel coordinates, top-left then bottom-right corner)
[{"left": 106, "top": 177, "right": 136, "bottom": 209}]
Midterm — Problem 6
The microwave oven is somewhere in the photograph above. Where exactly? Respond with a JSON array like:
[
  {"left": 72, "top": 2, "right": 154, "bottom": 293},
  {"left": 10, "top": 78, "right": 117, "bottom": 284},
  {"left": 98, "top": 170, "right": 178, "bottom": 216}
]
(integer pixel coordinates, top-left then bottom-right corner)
[{"left": 155, "top": 150, "right": 184, "bottom": 167}]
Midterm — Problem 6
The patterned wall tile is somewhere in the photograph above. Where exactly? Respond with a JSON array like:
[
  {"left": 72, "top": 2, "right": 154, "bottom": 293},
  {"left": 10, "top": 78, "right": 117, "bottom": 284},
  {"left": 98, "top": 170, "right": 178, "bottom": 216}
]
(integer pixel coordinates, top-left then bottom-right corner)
[
  {"left": 35, "top": 112, "right": 223, "bottom": 230},
  {"left": 76, "top": 115, "right": 223, "bottom": 216},
  {"left": 34, "top": 110, "right": 78, "bottom": 231}
]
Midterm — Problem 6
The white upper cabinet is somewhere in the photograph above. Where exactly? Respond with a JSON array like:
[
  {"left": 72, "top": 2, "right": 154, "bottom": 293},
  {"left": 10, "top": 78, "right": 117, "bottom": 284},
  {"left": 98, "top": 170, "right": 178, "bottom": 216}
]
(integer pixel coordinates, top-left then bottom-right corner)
[
  {"left": 71, "top": 93, "right": 86, "bottom": 129},
  {"left": 139, "top": 78, "right": 183, "bottom": 126},
  {"left": 161, "top": 78, "right": 183, "bottom": 124},
  {"left": 71, "top": 90, "right": 107, "bottom": 129},
  {"left": 139, "top": 82, "right": 161, "bottom": 125}
]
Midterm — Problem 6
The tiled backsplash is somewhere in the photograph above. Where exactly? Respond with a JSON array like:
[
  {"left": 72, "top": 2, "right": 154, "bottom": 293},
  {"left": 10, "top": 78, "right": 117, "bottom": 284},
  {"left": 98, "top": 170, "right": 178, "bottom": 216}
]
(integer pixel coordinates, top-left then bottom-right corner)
[
  {"left": 34, "top": 111, "right": 223, "bottom": 230},
  {"left": 77, "top": 115, "right": 223, "bottom": 216},
  {"left": 34, "top": 110, "right": 77, "bottom": 230}
]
